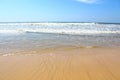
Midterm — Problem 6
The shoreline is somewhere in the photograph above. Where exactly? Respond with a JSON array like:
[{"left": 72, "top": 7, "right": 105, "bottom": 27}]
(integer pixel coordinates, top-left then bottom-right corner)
[{"left": 1, "top": 46, "right": 120, "bottom": 56}]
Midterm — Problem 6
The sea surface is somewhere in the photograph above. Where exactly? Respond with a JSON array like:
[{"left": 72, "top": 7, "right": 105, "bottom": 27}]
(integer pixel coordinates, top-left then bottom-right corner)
[{"left": 0, "top": 22, "right": 120, "bottom": 55}]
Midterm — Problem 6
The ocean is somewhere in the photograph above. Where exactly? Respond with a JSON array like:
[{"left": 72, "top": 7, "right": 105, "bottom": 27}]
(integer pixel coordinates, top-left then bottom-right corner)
[{"left": 0, "top": 22, "right": 120, "bottom": 55}]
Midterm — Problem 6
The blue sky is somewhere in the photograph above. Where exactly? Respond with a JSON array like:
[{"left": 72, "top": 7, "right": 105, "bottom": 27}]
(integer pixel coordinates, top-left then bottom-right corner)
[{"left": 0, "top": 0, "right": 120, "bottom": 22}]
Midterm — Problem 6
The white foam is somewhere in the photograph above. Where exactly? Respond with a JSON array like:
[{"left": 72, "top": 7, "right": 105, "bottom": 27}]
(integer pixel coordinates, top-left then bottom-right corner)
[
  {"left": 24, "top": 29, "right": 120, "bottom": 34},
  {"left": 2, "top": 53, "right": 14, "bottom": 56},
  {"left": 0, "top": 23, "right": 120, "bottom": 35}
]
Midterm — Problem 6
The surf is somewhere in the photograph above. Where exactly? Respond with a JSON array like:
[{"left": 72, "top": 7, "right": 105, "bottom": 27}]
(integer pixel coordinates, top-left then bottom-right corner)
[{"left": 0, "top": 22, "right": 120, "bottom": 35}]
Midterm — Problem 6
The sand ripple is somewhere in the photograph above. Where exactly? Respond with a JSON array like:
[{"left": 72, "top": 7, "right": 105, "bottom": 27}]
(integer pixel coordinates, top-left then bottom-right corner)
[{"left": 0, "top": 49, "right": 120, "bottom": 80}]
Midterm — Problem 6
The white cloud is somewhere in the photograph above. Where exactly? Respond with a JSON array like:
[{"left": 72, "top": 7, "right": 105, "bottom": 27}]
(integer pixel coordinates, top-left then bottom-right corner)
[{"left": 76, "top": 0, "right": 99, "bottom": 4}]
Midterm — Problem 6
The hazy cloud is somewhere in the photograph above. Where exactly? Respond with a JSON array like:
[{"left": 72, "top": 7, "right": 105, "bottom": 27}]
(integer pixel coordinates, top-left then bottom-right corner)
[{"left": 76, "top": 0, "right": 99, "bottom": 4}]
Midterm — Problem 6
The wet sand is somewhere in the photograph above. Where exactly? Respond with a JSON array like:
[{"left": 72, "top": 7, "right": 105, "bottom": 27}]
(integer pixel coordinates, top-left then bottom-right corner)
[{"left": 0, "top": 48, "right": 120, "bottom": 80}]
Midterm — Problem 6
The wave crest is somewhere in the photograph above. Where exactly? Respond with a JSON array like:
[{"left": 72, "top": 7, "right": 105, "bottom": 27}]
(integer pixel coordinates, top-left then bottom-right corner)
[{"left": 0, "top": 22, "right": 120, "bottom": 35}]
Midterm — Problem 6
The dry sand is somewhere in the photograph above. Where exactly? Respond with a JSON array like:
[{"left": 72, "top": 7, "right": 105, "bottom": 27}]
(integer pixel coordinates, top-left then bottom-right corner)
[{"left": 0, "top": 48, "right": 120, "bottom": 80}]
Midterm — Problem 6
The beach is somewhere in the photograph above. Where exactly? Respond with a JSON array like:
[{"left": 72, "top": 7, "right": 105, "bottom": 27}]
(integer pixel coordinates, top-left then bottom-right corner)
[
  {"left": 0, "top": 0, "right": 120, "bottom": 79},
  {"left": 0, "top": 48, "right": 120, "bottom": 80},
  {"left": 0, "top": 22, "right": 120, "bottom": 80}
]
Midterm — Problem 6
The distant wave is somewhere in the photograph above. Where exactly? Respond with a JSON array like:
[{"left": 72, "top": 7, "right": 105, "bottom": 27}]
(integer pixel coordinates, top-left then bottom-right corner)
[{"left": 0, "top": 22, "right": 120, "bottom": 35}]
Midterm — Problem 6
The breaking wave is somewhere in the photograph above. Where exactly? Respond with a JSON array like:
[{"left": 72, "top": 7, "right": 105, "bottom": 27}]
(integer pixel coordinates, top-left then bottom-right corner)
[{"left": 0, "top": 22, "right": 120, "bottom": 35}]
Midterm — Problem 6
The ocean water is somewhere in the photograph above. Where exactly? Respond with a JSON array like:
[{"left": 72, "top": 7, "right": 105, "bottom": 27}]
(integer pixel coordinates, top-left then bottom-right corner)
[{"left": 0, "top": 22, "right": 120, "bottom": 55}]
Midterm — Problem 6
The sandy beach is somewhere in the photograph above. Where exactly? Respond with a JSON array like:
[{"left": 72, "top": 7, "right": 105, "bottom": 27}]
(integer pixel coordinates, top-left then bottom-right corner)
[
  {"left": 0, "top": 0, "right": 120, "bottom": 79},
  {"left": 0, "top": 48, "right": 120, "bottom": 80}
]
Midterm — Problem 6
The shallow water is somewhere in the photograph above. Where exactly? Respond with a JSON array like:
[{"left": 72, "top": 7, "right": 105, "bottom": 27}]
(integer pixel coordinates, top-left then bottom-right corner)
[{"left": 0, "top": 33, "right": 120, "bottom": 55}]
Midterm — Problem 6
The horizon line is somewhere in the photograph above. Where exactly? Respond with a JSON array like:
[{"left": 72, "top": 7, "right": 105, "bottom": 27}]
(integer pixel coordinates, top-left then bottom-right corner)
[{"left": 0, "top": 21, "right": 120, "bottom": 24}]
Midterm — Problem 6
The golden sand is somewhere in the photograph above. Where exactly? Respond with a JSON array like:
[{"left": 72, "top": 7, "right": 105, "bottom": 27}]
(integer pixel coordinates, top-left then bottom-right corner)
[{"left": 0, "top": 48, "right": 120, "bottom": 80}]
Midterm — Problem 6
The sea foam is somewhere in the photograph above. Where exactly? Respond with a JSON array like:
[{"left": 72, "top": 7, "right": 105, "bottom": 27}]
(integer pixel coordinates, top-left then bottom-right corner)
[{"left": 0, "top": 22, "right": 120, "bottom": 35}]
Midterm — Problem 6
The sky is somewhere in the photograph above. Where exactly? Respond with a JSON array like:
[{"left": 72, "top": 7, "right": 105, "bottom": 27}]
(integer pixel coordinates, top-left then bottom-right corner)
[{"left": 0, "top": 0, "right": 120, "bottom": 23}]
